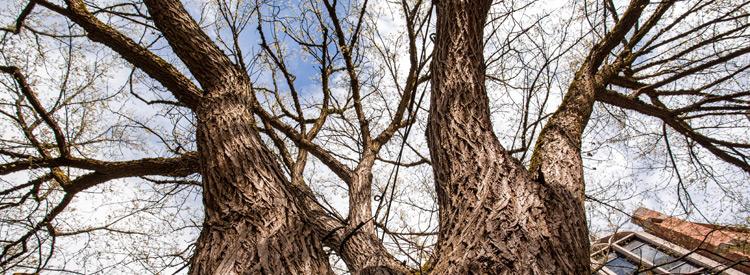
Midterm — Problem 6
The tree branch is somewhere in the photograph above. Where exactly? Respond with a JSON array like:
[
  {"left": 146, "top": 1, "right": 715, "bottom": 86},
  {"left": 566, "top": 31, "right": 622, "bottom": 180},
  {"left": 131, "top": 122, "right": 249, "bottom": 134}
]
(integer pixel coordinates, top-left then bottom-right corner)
[
  {"left": 0, "top": 66, "right": 69, "bottom": 157},
  {"left": 0, "top": 153, "right": 199, "bottom": 180},
  {"left": 1, "top": 1, "right": 36, "bottom": 34},
  {"left": 142, "top": 0, "right": 244, "bottom": 92},
  {"left": 596, "top": 89, "right": 750, "bottom": 173},
  {"left": 36, "top": 0, "right": 202, "bottom": 108},
  {"left": 254, "top": 105, "right": 354, "bottom": 183}
]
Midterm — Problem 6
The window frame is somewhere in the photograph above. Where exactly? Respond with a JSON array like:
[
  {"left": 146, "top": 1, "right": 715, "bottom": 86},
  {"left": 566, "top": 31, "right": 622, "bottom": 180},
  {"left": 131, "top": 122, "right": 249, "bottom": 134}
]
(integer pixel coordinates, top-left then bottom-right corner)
[{"left": 591, "top": 231, "right": 746, "bottom": 275}]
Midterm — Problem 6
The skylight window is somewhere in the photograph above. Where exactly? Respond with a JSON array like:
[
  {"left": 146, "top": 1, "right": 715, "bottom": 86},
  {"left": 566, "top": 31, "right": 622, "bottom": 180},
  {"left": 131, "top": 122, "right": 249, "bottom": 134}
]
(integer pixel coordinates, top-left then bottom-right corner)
[{"left": 591, "top": 232, "right": 746, "bottom": 275}]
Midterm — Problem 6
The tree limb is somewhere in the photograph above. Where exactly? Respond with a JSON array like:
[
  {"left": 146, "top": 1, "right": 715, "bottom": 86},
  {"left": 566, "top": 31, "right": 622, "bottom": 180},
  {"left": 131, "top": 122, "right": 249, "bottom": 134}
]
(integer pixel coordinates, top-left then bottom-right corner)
[
  {"left": 35, "top": 0, "right": 202, "bottom": 108},
  {"left": 142, "top": 0, "right": 245, "bottom": 92}
]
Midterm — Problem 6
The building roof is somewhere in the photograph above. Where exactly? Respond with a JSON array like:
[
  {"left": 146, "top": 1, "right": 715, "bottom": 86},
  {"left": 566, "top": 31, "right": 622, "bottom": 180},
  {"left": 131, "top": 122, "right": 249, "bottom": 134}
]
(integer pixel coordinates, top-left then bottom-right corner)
[{"left": 591, "top": 207, "right": 750, "bottom": 274}]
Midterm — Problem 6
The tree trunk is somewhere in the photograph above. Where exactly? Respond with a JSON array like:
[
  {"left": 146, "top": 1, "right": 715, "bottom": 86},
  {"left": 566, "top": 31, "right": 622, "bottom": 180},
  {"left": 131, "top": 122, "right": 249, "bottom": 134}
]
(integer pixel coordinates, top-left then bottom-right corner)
[
  {"left": 299, "top": 165, "right": 407, "bottom": 274},
  {"left": 190, "top": 90, "right": 332, "bottom": 275},
  {"left": 427, "top": 0, "right": 590, "bottom": 273},
  {"left": 335, "top": 154, "right": 408, "bottom": 274},
  {"left": 324, "top": 225, "right": 407, "bottom": 274}
]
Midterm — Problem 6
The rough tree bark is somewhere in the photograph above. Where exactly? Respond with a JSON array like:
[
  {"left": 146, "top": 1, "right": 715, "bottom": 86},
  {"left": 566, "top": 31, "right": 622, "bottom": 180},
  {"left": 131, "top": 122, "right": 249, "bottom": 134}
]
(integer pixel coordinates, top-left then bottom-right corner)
[
  {"left": 6, "top": 0, "right": 750, "bottom": 273},
  {"left": 139, "top": 1, "right": 333, "bottom": 274},
  {"left": 140, "top": 0, "right": 411, "bottom": 273},
  {"left": 52, "top": 0, "right": 408, "bottom": 272},
  {"left": 426, "top": 0, "right": 647, "bottom": 272},
  {"left": 335, "top": 154, "right": 409, "bottom": 274},
  {"left": 427, "top": 1, "right": 588, "bottom": 272},
  {"left": 191, "top": 90, "right": 332, "bottom": 274}
]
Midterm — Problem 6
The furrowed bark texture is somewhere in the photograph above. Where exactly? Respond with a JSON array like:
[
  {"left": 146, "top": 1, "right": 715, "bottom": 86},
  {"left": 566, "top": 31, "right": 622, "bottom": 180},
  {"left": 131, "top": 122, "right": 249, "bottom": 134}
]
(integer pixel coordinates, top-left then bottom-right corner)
[
  {"left": 138, "top": 1, "right": 333, "bottom": 274},
  {"left": 191, "top": 91, "right": 332, "bottom": 275},
  {"left": 427, "top": 0, "right": 590, "bottom": 273},
  {"left": 14, "top": 6, "right": 406, "bottom": 274},
  {"left": 338, "top": 158, "right": 408, "bottom": 274},
  {"left": 323, "top": 222, "right": 408, "bottom": 274},
  {"left": 526, "top": 73, "right": 594, "bottom": 271}
]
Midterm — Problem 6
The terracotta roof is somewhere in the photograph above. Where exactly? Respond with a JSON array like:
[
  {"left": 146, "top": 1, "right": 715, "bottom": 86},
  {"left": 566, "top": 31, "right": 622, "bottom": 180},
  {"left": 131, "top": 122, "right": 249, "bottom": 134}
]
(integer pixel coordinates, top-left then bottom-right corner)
[{"left": 631, "top": 207, "right": 750, "bottom": 273}]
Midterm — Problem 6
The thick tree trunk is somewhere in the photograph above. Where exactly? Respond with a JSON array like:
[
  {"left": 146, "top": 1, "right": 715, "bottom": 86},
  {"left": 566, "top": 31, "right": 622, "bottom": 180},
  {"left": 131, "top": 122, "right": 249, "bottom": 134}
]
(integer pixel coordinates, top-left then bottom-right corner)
[
  {"left": 427, "top": 0, "right": 590, "bottom": 273},
  {"left": 131, "top": 2, "right": 334, "bottom": 273},
  {"left": 190, "top": 90, "right": 332, "bottom": 275}
]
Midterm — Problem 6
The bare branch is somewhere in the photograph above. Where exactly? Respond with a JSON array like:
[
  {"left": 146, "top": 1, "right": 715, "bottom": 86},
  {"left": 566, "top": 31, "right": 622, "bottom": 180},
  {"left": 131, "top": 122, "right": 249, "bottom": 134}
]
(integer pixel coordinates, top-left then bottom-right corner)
[{"left": 35, "top": 0, "right": 202, "bottom": 108}]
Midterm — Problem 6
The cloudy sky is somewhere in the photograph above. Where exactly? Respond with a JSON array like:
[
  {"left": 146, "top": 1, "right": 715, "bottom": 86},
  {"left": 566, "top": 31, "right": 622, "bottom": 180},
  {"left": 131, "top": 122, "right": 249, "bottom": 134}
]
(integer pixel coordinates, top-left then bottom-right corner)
[{"left": 1, "top": 0, "right": 748, "bottom": 273}]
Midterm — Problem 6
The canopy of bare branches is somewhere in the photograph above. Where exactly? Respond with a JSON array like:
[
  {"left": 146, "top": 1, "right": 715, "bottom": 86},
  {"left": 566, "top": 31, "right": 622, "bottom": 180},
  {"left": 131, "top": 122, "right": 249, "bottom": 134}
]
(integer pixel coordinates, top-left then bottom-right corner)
[{"left": 0, "top": 0, "right": 748, "bottom": 273}]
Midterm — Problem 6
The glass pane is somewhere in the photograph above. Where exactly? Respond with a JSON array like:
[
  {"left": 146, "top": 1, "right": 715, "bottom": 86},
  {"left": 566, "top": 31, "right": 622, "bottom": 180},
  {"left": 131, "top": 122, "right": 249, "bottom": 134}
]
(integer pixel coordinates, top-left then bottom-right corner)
[
  {"left": 668, "top": 261, "right": 703, "bottom": 274},
  {"left": 630, "top": 243, "right": 678, "bottom": 268},
  {"left": 622, "top": 239, "right": 646, "bottom": 251},
  {"left": 605, "top": 253, "right": 640, "bottom": 275}
]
